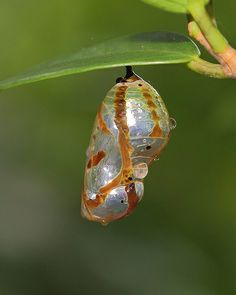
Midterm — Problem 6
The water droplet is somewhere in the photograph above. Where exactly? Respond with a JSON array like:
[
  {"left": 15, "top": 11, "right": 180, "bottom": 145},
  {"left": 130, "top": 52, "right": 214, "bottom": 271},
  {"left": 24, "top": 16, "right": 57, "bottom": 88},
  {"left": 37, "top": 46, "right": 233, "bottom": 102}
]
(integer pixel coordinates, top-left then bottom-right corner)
[
  {"left": 101, "top": 220, "right": 109, "bottom": 226},
  {"left": 143, "top": 139, "right": 147, "bottom": 143},
  {"left": 169, "top": 117, "right": 177, "bottom": 130}
]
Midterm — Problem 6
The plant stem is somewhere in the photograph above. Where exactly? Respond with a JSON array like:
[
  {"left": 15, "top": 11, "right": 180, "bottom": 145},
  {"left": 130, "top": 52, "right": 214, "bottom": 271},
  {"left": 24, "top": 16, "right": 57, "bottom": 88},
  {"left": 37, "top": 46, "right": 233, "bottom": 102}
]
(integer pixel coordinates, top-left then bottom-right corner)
[
  {"left": 188, "top": 21, "right": 216, "bottom": 58},
  {"left": 187, "top": 0, "right": 228, "bottom": 53},
  {"left": 187, "top": 57, "right": 227, "bottom": 79},
  {"left": 187, "top": 0, "right": 236, "bottom": 78}
]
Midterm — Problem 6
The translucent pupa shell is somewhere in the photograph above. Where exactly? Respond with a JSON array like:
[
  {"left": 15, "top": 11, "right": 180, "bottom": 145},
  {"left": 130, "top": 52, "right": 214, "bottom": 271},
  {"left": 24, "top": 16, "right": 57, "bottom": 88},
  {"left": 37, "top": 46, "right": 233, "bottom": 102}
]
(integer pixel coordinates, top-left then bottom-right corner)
[{"left": 81, "top": 67, "right": 175, "bottom": 224}]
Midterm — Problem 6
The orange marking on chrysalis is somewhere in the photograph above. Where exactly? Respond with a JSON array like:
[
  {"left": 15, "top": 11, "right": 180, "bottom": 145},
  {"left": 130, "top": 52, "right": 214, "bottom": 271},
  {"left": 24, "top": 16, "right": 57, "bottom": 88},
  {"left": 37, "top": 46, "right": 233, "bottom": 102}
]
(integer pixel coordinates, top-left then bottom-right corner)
[
  {"left": 99, "top": 174, "right": 122, "bottom": 194},
  {"left": 86, "top": 194, "right": 105, "bottom": 209},
  {"left": 142, "top": 88, "right": 163, "bottom": 138},
  {"left": 149, "top": 123, "right": 163, "bottom": 137},
  {"left": 87, "top": 150, "right": 106, "bottom": 169},
  {"left": 114, "top": 86, "right": 133, "bottom": 170},
  {"left": 97, "top": 103, "right": 111, "bottom": 134},
  {"left": 99, "top": 84, "right": 133, "bottom": 196},
  {"left": 123, "top": 74, "right": 140, "bottom": 83}
]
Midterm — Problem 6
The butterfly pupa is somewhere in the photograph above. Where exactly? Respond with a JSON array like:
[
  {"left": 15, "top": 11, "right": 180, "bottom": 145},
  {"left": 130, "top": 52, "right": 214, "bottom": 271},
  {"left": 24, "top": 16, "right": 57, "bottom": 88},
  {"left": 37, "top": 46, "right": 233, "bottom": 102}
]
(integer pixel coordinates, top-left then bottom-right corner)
[{"left": 81, "top": 66, "right": 175, "bottom": 225}]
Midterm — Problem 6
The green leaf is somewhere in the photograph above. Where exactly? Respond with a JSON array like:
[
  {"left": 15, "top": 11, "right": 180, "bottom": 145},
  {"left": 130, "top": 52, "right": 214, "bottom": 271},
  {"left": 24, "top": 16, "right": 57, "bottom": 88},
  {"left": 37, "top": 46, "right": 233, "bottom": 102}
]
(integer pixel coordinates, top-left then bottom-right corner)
[
  {"left": 0, "top": 32, "right": 200, "bottom": 91},
  {"left": 141, "top": 0, "right": 209, "bottom": 13}
]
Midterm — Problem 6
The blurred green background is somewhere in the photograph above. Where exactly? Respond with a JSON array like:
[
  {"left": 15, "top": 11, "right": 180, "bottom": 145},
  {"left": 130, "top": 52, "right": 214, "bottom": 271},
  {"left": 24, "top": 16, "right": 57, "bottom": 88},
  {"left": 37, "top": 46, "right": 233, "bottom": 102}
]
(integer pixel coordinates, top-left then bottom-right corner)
[{"left": 0, "top": 1, "right": 236, "bottom": 294}]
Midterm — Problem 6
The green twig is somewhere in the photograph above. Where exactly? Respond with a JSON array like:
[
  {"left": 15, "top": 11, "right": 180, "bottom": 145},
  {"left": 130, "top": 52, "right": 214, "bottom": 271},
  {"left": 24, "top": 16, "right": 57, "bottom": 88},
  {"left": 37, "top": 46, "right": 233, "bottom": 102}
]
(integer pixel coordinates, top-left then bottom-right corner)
[
  {"left": 187, "top": 0, "right": 236, "bottom": 78},
  {"left": 187, "top": 57, "right": 227, "bottom": 78},
  {"left": 187, "top": 0, "right": 228, "bottom": 53}
]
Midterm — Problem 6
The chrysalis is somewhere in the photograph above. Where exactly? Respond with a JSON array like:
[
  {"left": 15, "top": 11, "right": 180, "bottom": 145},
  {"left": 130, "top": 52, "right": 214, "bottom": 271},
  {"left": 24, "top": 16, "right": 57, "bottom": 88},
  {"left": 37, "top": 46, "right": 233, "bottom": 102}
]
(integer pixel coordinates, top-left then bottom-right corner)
[{"left": 81, "top": 66, "right": 176, "bottom": 225}]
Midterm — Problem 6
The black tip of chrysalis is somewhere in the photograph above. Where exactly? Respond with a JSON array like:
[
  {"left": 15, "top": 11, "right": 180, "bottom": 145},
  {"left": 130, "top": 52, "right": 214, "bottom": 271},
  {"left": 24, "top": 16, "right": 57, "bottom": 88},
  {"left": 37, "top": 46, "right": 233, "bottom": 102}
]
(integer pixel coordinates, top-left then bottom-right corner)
[
  {"left": 116, "top": 77, "right": 123, "bottom": 83},
  {"left": 125, "top": 66, "right": 134, "bottom": 78},
  {"left": 115, "top": 66, "right": 136, "bottom": 84}
]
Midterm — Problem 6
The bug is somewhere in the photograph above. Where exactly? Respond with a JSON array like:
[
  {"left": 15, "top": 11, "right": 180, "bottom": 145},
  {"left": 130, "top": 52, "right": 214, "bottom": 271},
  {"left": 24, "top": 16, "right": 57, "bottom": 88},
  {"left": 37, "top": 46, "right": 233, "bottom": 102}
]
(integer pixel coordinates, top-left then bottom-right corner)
[{"left": 81, "top": 66, "right": 176, "bottom": 225}]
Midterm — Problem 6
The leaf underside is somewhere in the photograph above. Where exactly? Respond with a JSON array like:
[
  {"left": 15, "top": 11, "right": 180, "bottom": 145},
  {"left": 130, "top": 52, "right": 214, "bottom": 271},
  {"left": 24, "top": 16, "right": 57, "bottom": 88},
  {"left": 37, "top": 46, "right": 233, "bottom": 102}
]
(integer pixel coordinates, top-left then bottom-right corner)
[
  {"left": 141, "top": 0, "right": 210, "bottom": 13},
  {"left": 0, "top": 31, "right": 200, "bottom": 91}
]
